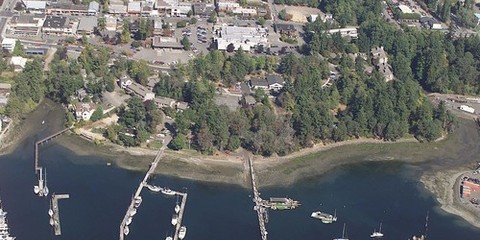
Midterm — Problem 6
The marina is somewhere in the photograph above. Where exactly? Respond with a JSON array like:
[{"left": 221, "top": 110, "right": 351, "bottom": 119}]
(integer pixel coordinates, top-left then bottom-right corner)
[
  {"left": 50, "top": 193, "right": 70, "bottom": 236},
  {"left": 0, "top": 200, "right": 15, "bottom": 240}
]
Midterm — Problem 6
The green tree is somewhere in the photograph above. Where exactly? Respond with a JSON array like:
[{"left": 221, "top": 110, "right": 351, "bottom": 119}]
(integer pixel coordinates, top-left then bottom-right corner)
[
  {"left": 168, "top": 134, "right": 187, "bottom": 150},
  {"left": 121, "top": 20, "right": 131, "bottom": 43},
  {"left": 12, "top": 40, "right": 24, "bottom": 56},
  {"left": 180, "top": 36, "right": 191, "bottom": 50},
  {"left": 90, "top": 106, "right": 104, "bottom": 122},
  {"left": 258, "top": 17, "right": 266, "bottom": 26},
  {"left": 98, "top": 17, "right": 106, "bottom": 31}
]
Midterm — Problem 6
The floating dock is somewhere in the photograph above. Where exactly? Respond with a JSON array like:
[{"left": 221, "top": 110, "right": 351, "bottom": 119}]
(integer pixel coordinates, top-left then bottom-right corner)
[
  {"left": 119, "top": 138, "right": 170, "bottom": 240},
  {"left": 173, "top": 192, "right": 188, "bottom": 240},
  {"left": 51, "top": 193, "right": 70, "bottom": 236}
]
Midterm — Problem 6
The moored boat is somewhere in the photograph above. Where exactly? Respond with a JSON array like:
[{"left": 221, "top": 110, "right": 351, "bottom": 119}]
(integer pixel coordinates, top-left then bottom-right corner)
[
  {"left": 130, "top": 208, "right": 137, "bottom": 217},
  {"left": 162, "top": 188, "right": 176, "bottom": 196},
  {"left": 179, "top": 226, "right": 187, "bottom": 239},
  {"left": 126, "top": 217, "right": 132, "bottom": 226},
  {"left": 123, "top": 226, "right": 130, "bottom": 236},
  {"left": 370, "top": 222, "right": 384, "bottom": 238},
  {"left": 0, "top": 201, "right": 16, "bottom": 240},
  {"left": 311, "top": 209, "right": 337, "bottom": 224},
  {"left": 49, "top": 218, "right": 54, "bottom": 226},
  {"left": 171, "top": 214, "right": 178, "bottom": 226},
  {"left": 333, "top": 223, "right": 349, "bottom": 240},
  {"left": 147, "top": 185, "right": 162, "bottom": 192},
  {"left": 134, "top": 196, "right": 142, "bottom": 208}
]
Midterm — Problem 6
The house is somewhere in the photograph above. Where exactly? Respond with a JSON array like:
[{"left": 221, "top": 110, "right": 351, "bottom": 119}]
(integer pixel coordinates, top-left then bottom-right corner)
[
  {"left": 274, "top": 24, "right": 297, "bottom": 38},
  {"left": 154, "top": 96, "right": 175, "bottom": 108},
  {"left": 76, "top": 88, "right": 88, "bottom": 101},
  {"left": 7, "top": 15, "right": 45, "bottom": 36},
  {"left": 244, "top": 95, "right": 256, "bottom": 105},
  {"left": 119, "top": 76, "right": 133, "bottom": 88},
  {"left": 77, "top": 17, "right": 97, "bottom": 35},
  {"left": 216, "top": 0, "right": 239, "bottom": 11},
  {"left": 151, "top": 36, "right": 183, "bottom": 49},
  {"left": 249, "top": 75, "right": 285, "bottom": 92},
  {"left": 371, "top": 46, "right": 394, "bottom": 82},
  {"left": 23, "top": 0, "right": 47, "bottom": 13},
  {"left": 1, "top": 38, "right": 16, "bottom": 52},
  {"left": 105, "top": 16, "right": 117, "bottom": 31},
  {"left": 325, "top": 27, "right": 358, "bottom": 39},
  {"left": 147, "top": 76, "right": 159, "bottom": 89},
  {"left": 126, "top": 82, "right": 155, "bottom": 101},
  {"left": 74, "top": 102, "right": 97, "bottom": 121},
  {"left": 9, "top": 56, "right": 28, "bottom": 72},
  {"left": 176, "top": 101, "right": 188, "bottom": 112},
  {"left": 154, "top": 0, "right": 191, "bottom": 17},
  {"left": 42, "top": 16, "right": 77, "bottom": 36},
  {"left": 87, "top": 1, "right": 100, "bottom": 15},
  {"left": 0, "top": 83, "right": 11, "bottom": 107}
]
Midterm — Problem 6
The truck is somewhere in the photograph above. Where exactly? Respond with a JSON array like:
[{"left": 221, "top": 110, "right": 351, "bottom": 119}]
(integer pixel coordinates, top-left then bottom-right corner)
[{"left": 459, "top": 105, "right": 475, "bottom": 114}]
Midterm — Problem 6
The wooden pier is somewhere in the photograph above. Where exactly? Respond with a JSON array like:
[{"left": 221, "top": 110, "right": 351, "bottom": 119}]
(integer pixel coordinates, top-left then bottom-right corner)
[
  {"left": 119, "top": 137, "right": 171, "bottom": 240},
  {"left": 246, "top": 155, "right": 268, "bottom": 240},
  {"left": 51, "top": 193, "right": 70, "bottom": 236},
  {"left": 173, "top": 192, "right": 188, "bottom": 240},
  {"left": 34, "top": 127, "right": 72, "bottom": 171}
]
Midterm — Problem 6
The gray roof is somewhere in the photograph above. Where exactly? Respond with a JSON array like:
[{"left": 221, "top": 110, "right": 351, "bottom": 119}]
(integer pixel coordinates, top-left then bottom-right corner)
[
  {"left": 24, "top": 1, "right": 47, "bottom": 10},
  {"left": 266, "top": 75, "right": 284, "bottom": 85},
  {"left": 78, "top": 17, "right": 98, "bottom": 31},
  {"left": 152, "top": 37, "right": 183, "bottom": 49},
  {"left": 250, "top": 78, "right": 268, "bottom": 87},
  {"left": 244, "top": 95, "right": 255, "bottom": 105},
  {"left": 88, "top": 1, "right": 100, "bottom": 12},
  {"left": 43, "top": 16, "right": 68, "bottom": 28}
]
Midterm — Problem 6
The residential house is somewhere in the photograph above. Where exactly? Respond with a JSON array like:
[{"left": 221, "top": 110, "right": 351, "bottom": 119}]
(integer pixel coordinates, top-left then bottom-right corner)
[
  {"left": 9, "top": 56, "right": 28, "bottom": 72},
  {"left": 0, "top": 83, "right": 11, "bottom": 107},
  {"left": 176, "top": 101, "right": 188, "bottom": 112},
  {"left": 371, "top": 46, "right": 394, "bottom": 82},
  {"left": 154, "top": 96, "right": 175, "bottom": 108},
  {"left": 76, "top": 89, "right": 88, "bottom": 101},
  {"left": 42, "top": 16, "right": 78, "bottom": 36},
  {"left": 119, "top": 75, "right": 133, "bottom": 88},
  {"left": 249, "top": 74, "right": 285, "bottom": 92},
  {"left": 216, "top": 0, "right": 239, "bottom": 12},
  {"left": 126, "top": 82, "right": 155, "bottom": 101},
  {"left": 1, "top": 38, "right": 16, "bottom": 52},
  {"left": 74, "top": 102, "right": 97, "bottom": 121},
  {"left": 108, "top": 4, "right": 128, "bottom": 15}
]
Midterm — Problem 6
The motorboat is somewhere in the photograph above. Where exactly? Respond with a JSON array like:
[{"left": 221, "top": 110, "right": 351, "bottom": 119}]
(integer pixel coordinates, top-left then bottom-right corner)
[
  {"left": 179, "top": 226, "right": 187, "bottom": 239},
  {"left": 49, "top": 218, "right": 54, "bottom": 226},
  {"left": 134, "top": 196, "right": 142, "bottom": 208},
  {"left": 48, "top": 209, "right": 53, "bottom": 217},
  {"left": 130, "top": 208, "right": 137, "bottom": 217},
  {"left": 123, "top": 226, "right": 130, "bottom": 236},
  {"left": 147, "top": 185, "right": 162, "bottom": 192},
  {"left": 311, "top": 210, "right": 337, "bottom": 224},
  {"left": 162, "top": 188, "right": 176, "bottom": 196},
  {"left": 126, "top": 217, "right": 132, "bottom": 226},
  {"left": 33, "top": 186, "right": 40, "bottom": 195},
  {"left": 171, "top": 214, "right": 178, "bottom": 226},
  {"left": 165, "top": 236, "right": 173, "bottom": 240},
  {"left": 175, "top": 204, "right": 180, "bottom": 214}
]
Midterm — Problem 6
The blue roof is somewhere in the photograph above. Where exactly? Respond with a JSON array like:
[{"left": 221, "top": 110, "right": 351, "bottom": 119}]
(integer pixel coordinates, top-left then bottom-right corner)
[{"left": 474, "top": 13, "right": 480, "bottom": 20}]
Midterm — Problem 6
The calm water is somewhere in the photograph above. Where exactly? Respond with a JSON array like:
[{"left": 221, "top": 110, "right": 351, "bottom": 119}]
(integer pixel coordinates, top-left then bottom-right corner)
[{"left": 1, "top": 128, "right": 480, "bottom": 240}]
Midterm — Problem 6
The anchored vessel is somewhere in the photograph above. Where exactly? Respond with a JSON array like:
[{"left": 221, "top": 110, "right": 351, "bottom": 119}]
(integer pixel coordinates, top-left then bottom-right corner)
[
  {"left": 311, "top": 209, "right": 337, "bottom": 224},
  {"left": 370, "top": 222, "right": 384, "bottom": 238},
  {"left": 178, "top": 226, "right": 187, "bottom": 240},
  {"left": 0, "top": 201, "right": 15, "bottom": 240}
]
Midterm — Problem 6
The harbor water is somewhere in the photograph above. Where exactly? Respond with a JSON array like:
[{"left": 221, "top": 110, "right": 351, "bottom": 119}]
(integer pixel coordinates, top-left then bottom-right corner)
[{"left": 0, "top": 134, "right": 480, "bottom": 240}]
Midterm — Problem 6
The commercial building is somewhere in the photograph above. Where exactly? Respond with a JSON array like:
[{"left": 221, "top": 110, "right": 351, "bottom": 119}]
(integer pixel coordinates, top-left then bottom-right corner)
[
  {"left": 87, "top": 1, "right": 100, "bottom": 15},
  {"left": 42, "top": 16, "right": 78, "bottom": 36},
  {"left": 46, "top": 3, "right": 89, "bottom": 15},
  {"left": 9, "top": 56, "right": 28, "bottom": 72},
  {"left": 23, "top": 0, "right": 47, "bottom": 13},
  {"left": 324, "top": 27, "right": 358, "bottom": 39},
  {"left": 151, "top": 36, "right": 183, "bottom": 49},
  {"left": 214, "top": 25, "right": 268, "bottom": 51},
  {"left": 7, "top": 15, "right": 45, "bottom": 36},
  {"left": 1, "top": 38, "right": 16, "bottom": 52},
  {"left": 77, "top": 17, "right": 98, "bottom": 35},
  {"left": 155, "top": 0, "right": 192, "bottom": 17},
  {"left": 108, "top": 4, "right": 128, "bottom": 15}
]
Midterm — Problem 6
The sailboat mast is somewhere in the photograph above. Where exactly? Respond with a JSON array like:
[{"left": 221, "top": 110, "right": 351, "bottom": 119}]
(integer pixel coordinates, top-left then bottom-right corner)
[{"left": 424, "top": 211, "right": 429, "bottom": 239}]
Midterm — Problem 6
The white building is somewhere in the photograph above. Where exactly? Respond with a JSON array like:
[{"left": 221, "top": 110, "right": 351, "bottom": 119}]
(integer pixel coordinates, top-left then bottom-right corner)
[
  {"left": 398, "top": 4, "right": 413, "bottom": 14},
  {"left": 88, "top": 1, "right": 100, "bottom": 15},
  {"left": 74, "top": 102, "right": 97, "bottom": 121},
  {"left": 1, "top": 38, "right": 16, "bottom": 52},
  {"left": 325, "top": 27, "right": 358, "bottom": 39},
  {"left": 155, "top": 0, "right": 191, "bottom": 17},
  {"left": 23, "top": 0, "right": 47, "bottom": 13},
  {"left": 9, "top": 56, "right": 28, "bottom": 72},
  {"left": 128, "top": 2, "right": 142, "bottom": 14},
  {"left": 105, "top": 16, "right": 117, "bottom": 31},
  {"left": 8, "top": 15, "right": 45, "bottom": 36},
  {"left": 215, "top": 25, "right": 268, "bottom": 51},
  {"left": 216, "top": 0, "right": 239, "bottom": 11}
]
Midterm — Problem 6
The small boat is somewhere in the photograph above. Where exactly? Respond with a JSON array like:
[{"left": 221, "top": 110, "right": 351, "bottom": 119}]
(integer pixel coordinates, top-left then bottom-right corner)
[
  {"left": 130, "top": 208, "right": 137, "bottom": 216},
  {"left": 134, "top": 196, "right": 142, "bottom": 207},
  {"left": 178, "top": 226, "right": 187, "bottom": 239},
  {"left": 311, "top": 209, "right": 337, "bottom": 224},
  {"left": 370, "top": 222, "right": 384, "bottom": 238},
  {"left": 162, "top": 188, "right": 176, "bottom": 196},
  {"left": 165, "top": 236, "right": 173, "bottom": 240},
  {"left": 43, "top": 169, "right": 49, "bottom": 197},
  {"left": 126, "top": 217, "right": 132, "bottom": 226},
  {"left": 333, "top": 223, "right": 349, "bottom": 240},
  {"left": 147, "top": 185, "right": 162, "bottom": 192},
  {"left": 49, "top": 218, "right": 54, "bottom": 226},
  {"left": 48, "top": 208, "right": 53, "bottom": 217},
  {"left": 42, "top": 120, "right": 45, "bottom": 125},
  {"left": 175, "top": 204, "right": 180, "bottom": 214},
  {"left": 34, "top": 186, "right": 40, "bottom": 195},
  {"left": 123, "top": 226, "right": 130, "bottom": 236},
  {"left": 171, "top": 214, "right": 178, "bottom": 226}
]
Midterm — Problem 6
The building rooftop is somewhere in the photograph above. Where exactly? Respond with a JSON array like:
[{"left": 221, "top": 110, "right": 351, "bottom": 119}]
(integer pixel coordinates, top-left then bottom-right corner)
[
  {"left": 88, "top": 1, "right": 100, "bottom": 12},
  {"left": 77, "top": 17, "right": 97, "bottom": 31},
  {"left": 128, "top": 2, "right": 141, "bottom": 12},
  {"left": 152, "top": 36, "right": 183, "bottom": 49},
  {"left": 2, "top": 38, "right": 16, "bottom": 45},
  {"left": 24, "top": 1, "right": 47, "bottom": 9},
  {"left": 108, "top": 4, "right": 127, "bottom": 14},
  {"left": 398, "top": 4, "right": 413, "bottom": 14},
  {"left": 266, "top": 75, "right": 284, "bottom": 85},
  {"left": 11, "top": 15, "right": 44, "bottom": 24},
  {"left": 43, "top": 16, "right": 68, "bottom": 28},
  {"left": 48, "top": 3, "right": 88, "bottom": 11}
]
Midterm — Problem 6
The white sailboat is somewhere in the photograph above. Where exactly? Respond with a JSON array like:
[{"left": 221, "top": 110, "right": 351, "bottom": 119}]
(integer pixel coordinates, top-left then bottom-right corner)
[
  {"left": 49, "top": 218, "right": 54, "bottom": 226},
  {"left": 178, "top": 226, "right": 187, "bottom": 240},
  {"left": 126, "top": 217, "right": 132, "bottom": 226},
  {"left": 43, "top": 168, "right": 49, "bottom": 197},
  {"left": 171, "top": 214, "right": 178, "bottom": 226},
  {"left": 311, "top": 209, "right": 337, "bottom": 224},
  {"left": 370, "top": 222, "right": 384, "bottom": 238},
  {"left": 162, "top": 188, "right": 176, "bottom": 196},
  {"left": 134, "top": 196, "right": 142, "bottom": 208},
  {"left": 147, "top": 185, "right": 162, "bottom": 192},
  {"left": 123, "top": 225, "right": 130, "bottom": 236},
  {"left": 0, "top": 200, "right": 16, "bottom": 240},
  {"left": 175, "top": 195, "right": 180, "bottom": 214},
  {"left": 165, "top": 236, "right": 173, "bottom": 240},
  {"left": 129, "top": 208, "right": 137, "bottom": 217},
  {"left": 33, "top": 185, "right": 40, "bottom": 195},
  {"left": 333, "top": 223, "right": 349, "bottom": 240}
]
